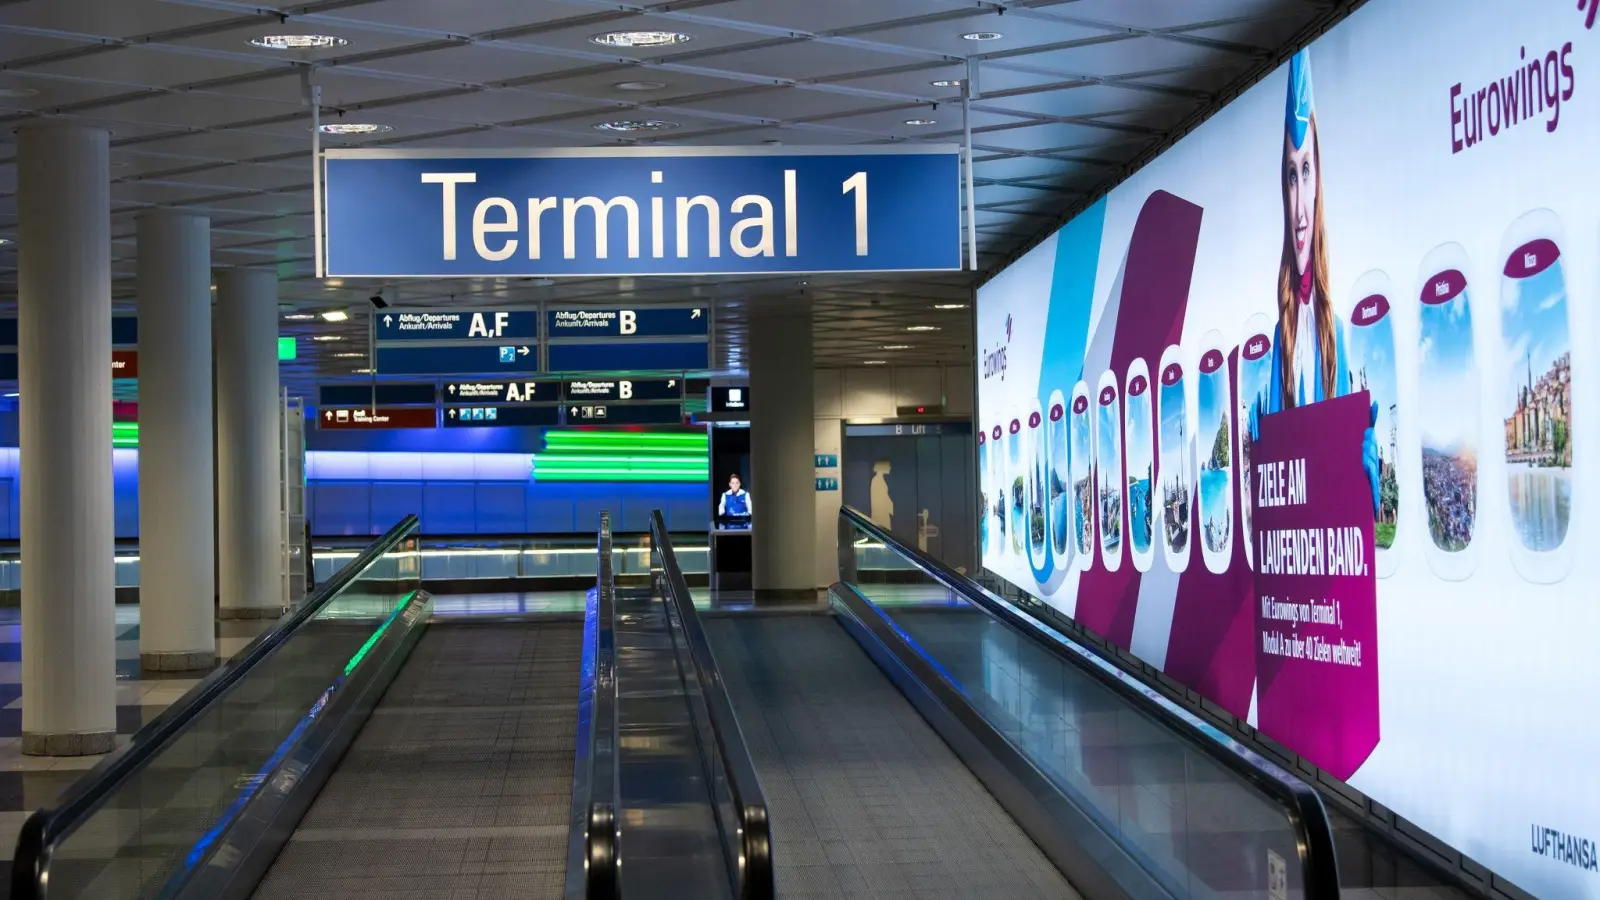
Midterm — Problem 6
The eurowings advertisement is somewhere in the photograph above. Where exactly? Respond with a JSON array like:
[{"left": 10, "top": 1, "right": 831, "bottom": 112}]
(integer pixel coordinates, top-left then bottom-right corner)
[{"left": 976, "top": 2, "right": 1599, "bottom": 895}]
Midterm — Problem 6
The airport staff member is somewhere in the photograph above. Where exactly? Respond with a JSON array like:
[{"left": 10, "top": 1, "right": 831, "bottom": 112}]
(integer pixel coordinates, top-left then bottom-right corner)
[{"left": 718, "top": 473, "right": 752, "bottom": 518}]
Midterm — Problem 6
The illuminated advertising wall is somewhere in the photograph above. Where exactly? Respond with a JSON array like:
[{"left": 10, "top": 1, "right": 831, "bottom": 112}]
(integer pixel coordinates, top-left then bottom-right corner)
[{"left": 976, "top": 2, "right": 1600, "bottom": 895}]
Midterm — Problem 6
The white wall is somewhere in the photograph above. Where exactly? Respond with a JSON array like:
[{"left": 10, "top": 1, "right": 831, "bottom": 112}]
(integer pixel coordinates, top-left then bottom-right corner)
[{"left": 811, "top": 364, "right": 973, "bottom": 587}]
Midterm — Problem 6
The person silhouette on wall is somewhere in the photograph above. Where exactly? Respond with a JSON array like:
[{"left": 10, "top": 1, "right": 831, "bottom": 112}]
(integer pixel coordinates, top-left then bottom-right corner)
[{"left": 869, "top": 460, "right": 894, "bottom": 530}]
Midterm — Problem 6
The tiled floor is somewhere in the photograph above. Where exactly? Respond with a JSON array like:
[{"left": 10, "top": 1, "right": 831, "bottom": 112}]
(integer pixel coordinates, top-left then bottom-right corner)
[{"left": 0, "top": 607, "right": 275, "bottom": 888}]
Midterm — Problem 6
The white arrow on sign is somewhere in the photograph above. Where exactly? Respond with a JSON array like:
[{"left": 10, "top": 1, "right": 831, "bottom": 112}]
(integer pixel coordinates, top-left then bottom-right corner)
[
  {"left": 324, "top": 410, "right": 333, "bottom": 420},
  {"left": 668, "top": 379, "right": 676, "bottom": 387},
  {"left": 448, "top": 409, "right": 457, "bottom": 418},
  {"left": 448, "top": 384, "right": 457, "bottom": 394},
  {"left": 691, "top": 308, "right": 702, "bottom": 319},
  {"left": 518, "top": 346, "right": 529, "bottom": 356},
  {"left": 383, "top": 314, "right": 393, "bottom": 327},
  {"left": 570, "top": 406, "right": 578, "bottom": 415}
]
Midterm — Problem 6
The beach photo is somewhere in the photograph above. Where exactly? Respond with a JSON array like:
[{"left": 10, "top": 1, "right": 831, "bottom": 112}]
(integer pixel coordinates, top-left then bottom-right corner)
[
  {"left": 1027, "top": 402, "right": 1049, "bottom": 571},
  {"left": 1157, "top": 348, "right": 1192, "bottom": 570},
  {"left": 1070, "top": 384, "right": 1094, "bottom": 567},
  {"left": 1008, "top": 415, "right": 1025, "bottom": 557},
  {"left": 1095, "top": 374, "right": 1124, "bottom": 571},
  {"left": 1499, "top": 211, "right": 1575, "bottom": 582},
  {"left": 1416, "top": 250, "right": 1479, "bottom": 576},
  {"left": 1125, "top": 360, "right": 1154, "bottom": 569},
  {"left": 1345, "top": 274, "right": 1401, "bottom": 564},
  {"left": 1048, "top": 391, "right": 1070, "bottom": 559},
  {"left": 1237, "top": 314, "right": 1273, "bottom": 569},
  {"left": 1197, "top": 341, "right": 1233, "bottom": 571}
]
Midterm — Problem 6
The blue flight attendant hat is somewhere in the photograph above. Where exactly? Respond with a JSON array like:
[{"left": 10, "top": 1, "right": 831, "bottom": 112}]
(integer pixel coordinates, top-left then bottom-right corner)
[{"left": 1285, "top": 49, "right": 1314, "bottom": 149}]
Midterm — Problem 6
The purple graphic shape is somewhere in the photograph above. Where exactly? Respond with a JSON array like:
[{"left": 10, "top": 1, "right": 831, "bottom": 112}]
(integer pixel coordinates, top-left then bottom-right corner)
[
  {"left": 1076, "top": 190, "right": 1203, "bottom": 650},
  {"left": 1164, "top": 346, "right": 1256, "bottom": 718},
  {"left": 1252, "top": 391, "right": 1380, "bottom": 780}
]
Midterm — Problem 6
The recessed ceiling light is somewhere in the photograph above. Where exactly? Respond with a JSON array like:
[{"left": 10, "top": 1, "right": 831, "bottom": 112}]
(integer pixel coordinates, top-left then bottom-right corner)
[
  {"left": 317, "top": 123, "right": 392, "bottom": 135},
  {"left": 0, "top": 86, "right": 39, "bottom": 98},
  {"left": 320, "top": 309, "right": 349, "bottom": 322},
  {"left": 933, "top": 303, "right": 969, "bottom": 310},
  {"left": 614, "top": 80, "right": 668, "bottom": 91},
  {"left": 961, "top": 31, "right": 1003, "bottom": 41},
  {"left": 283, "top": 313, "right": 316, "bottom": 321},
  {"left": 250, "top": 34, "right": 348, "bottom": 50},
  {"left": 931, "top": 79, "right": 963, "bottom": 88},
  {"left": 904, "top": 118, "right": 938, "bottom": 126},
  {"left": 352, "top": 368, "right": 375, "bottom": 374},
  {"left": 591, "top": 31, "right": 692, "bottom": 48},
  {"left": 862, "top": 360, "right": 888, "bottom": 366},
  {"left": 905, "top": 325, "right": 942, "bottom": 332},
  {"left": 311, "top": 335, "right": 343, "bottom": 342},
  {"left": 333, "top": 352, "right": 364, "bottom": 358},
  {"left": 0, "top": 238, "right": 12, "bottom": 246},
  {"left": 593, "top": 119, "right": 679, "bottom": 133},
  {"left": 882, "top": 344, "right": 912, "bottom": 351}
]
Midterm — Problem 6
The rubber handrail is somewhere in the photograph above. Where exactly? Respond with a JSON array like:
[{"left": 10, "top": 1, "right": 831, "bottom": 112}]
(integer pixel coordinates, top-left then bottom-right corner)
[
  {"left": 585, "top": 512, "right": 620, "bottom": 899},
  {"left": 839, "top": 505, "right": 1341, "bottom": 900},
  {"left": 650, "top": 511, "right": 774, "bottom": 900},
  {"left": 10, "top": 514, "right": 422, "bottom": 900}
]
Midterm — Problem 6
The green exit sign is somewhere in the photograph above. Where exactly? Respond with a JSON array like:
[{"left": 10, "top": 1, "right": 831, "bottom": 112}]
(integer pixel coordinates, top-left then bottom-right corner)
[{"left": 277, "top": 337, "right": 296, "bottom": 360}]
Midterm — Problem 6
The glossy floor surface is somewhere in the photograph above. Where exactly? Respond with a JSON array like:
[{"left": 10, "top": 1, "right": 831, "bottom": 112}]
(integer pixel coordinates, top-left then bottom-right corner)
[
  {"left": 706, "top": 614, "right": 1079, "bottom": 900},
  {"left": 253, "top": 622, "right": 581, "bottom": 900}
]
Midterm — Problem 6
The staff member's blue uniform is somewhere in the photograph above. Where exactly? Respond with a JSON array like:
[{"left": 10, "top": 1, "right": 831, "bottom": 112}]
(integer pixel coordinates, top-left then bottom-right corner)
[{"left": 719, "top": 489, "right": 750, "bottom": 517}]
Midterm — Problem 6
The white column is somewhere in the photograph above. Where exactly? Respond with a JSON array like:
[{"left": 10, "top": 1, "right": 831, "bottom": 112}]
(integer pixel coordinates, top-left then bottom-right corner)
[
  {"left": 214, "top": 267, "right": 282, "bottom": 619},
  {"left": 748, "top": 310, "right": 817, "bottom": 595},
  {"left": 137, "top": 212, "right": 215, "bottom": 668},
  {"left": 18, "top": 123, "right": 117, "bottom": 756}
]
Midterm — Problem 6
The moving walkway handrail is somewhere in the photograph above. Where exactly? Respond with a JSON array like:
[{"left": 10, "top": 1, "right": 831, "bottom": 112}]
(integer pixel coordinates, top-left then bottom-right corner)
[
  {"left": 838, "top": 505, "right": 1341, "bottom": 900},
  {"left": 650, "top": 511, "right": 774, "bottom": 900},
  {"left": 584, "top": 512, "right": 620, "bottom": 899},
  {"left": 10, "top": 514, "right": 422, "bottom": 900}
]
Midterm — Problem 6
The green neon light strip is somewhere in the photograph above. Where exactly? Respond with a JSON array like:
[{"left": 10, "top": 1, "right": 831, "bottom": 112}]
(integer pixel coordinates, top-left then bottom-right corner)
[
  {"left": 112, "top": 422, "right": 139, "bottom": 449},
  {"left": 544, "top": 431, "right": 706, "bottom": 447},
  {"left": 342, "top": 590, "right": 418, "bottom": 677},
  {"left": 532, "top": 470, "right": 707, "bottom": 483},
  {"left": 534, "top": 455, "right": 707, "bottom": 467}
]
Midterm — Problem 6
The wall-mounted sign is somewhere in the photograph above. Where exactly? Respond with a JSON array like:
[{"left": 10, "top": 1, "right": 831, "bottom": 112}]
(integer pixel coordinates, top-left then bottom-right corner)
[
  {"left": 563, "top": 378, "right": 680, "bottom": 403},
  {"left": 709, "top": 386, "right": 750, "bottom": 414},
  {"left": 318, "top": 406, "right": 436, "bottom": 430},
  {"left": 323, "top": 146, "right": 961, "bottom": 277},
  {"left": 563, "top": 403, "right": 682, "bottom": 425},
  {"left": 318, "top": 383, "right": 437, "bottom": 407},
  {"left": 443, "top": 405, "right": 559, "bottom": 427},
  {"left": 444, "top": 380, "right": 554, "bottom": 404},
  {"left": 547, "top": 306, "right": 707, "bottom": 339},
  {"left": 813, "top": 453, "right": 838, "bottom": 469},
  {"left": 815, "top": 477, "right": 839, "bottom": 492},
  {"left": 277, "top": 337, "right": 297, "bottom": 361},
  {"left": 374, "top": 310, "right": 537, "bottom": 342},
  {"left": 111, "top": 351, "right": 138, "bottom": 379}
]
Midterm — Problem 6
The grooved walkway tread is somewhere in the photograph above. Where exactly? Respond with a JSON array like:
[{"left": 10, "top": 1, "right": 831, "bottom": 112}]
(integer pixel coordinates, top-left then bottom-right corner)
[
  {"left": 705, "top": 616, "right": 1080, "bottom": 900},
  {"left": 253, "top": 623, "right": 582, "bottom": 900}
]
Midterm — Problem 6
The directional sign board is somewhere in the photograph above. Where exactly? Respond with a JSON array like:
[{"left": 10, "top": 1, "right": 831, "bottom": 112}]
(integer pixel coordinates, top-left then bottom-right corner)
[
  {"left": 443, "top": 405, "right": 560, "bottom": 427},
  {"left": 547, "top": 341, "right": 708, "bottom": 373},
  {"left": 319, "top": 406, "right": 437, "bottom": 429},
  {"left": 563, "top": 403, "right": 683, "bottom": 425},
  {"left": 324, "top": 146, "right": 961, "bottom": 277},
  {"left": 318, "top": 383, "right": 437, "bottom": 407},
  {"left": 376, "top": 343, "right": 535, "bottom": 376},
  {"left": 443, "top": 379, "right": 554, "bottom": 404},
  {"left": 375, "top": 310, "right": 536, "bottom": 342},
  {"left": 546, "top": 307, "right": 707, "bottom": 339},
  {"left": 563, "top": 378, "right": 681, "bottom": 403}
]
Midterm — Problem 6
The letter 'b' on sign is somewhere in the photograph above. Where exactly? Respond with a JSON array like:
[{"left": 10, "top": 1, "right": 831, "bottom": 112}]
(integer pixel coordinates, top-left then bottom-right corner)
[{"left": 620, "top": 310, "right": 636, "bottom": 335}]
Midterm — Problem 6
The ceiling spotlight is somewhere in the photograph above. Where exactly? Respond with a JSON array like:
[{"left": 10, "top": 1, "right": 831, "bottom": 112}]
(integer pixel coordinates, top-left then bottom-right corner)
[
  {"left": 904, "top": 118, "right": 938, "bottom": 126},
  {"left": 933, "top": 303, "right": 969, "bottom": 310},
  {"left": 593, "top": 119, "right": 679, "bottom": 133},
  {"left": 862, "top": 360, "right": 888, "bottom": 366},
  {"left": 0, "top": 86, "right": 39, "bottom": 98},
  {"left": 0, "top": 238, "right": 12, "bottom": 246},
  {"left": 333, "top": 352, "right": 365, "bottom": 358},
  {"left": 906, "top": 325, "right": 942, "bottom": 332},
  {"left": 311, "top": 335, "right": 343, "bottom": 342},
  {"left": 317, "top": 123, "right": 392, "bottom": 135},
  {"left": 882, "top": 344, "right": 912, "bottom": 351},
  {"left": 961, "top": 31, "right": 1003, "bottom": 41},
  {"left": 352, "top": 368, "right": 376, "bottom": 374},
  {"left": 250, "top": 34, "right": 348, "bottom": 50},
  {"left": 931, "top": 79, "right": 963, "bottom": 88},
  {"left": 590, "top": 31, "right": 692, "bottom": 48},
  {"left": 614, "top": 80, "right": 668, "bottom": 91},
  {"left": 283, "top": 313, "right": 316, "bottom": 321},
  {"left": 320, "top": 309, "right": 349, "bottom": 322}
]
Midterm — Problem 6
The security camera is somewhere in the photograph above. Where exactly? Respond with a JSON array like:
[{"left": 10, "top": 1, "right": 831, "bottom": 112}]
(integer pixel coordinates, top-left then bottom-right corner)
[{"left": 368, "top": 294, "right": 388, "bottom": 309}]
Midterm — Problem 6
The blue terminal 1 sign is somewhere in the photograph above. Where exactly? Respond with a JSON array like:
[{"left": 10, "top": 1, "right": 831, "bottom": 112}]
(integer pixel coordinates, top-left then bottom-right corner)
[{"left": 322, "top": 146, "right": 961, "bottom": 278}]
